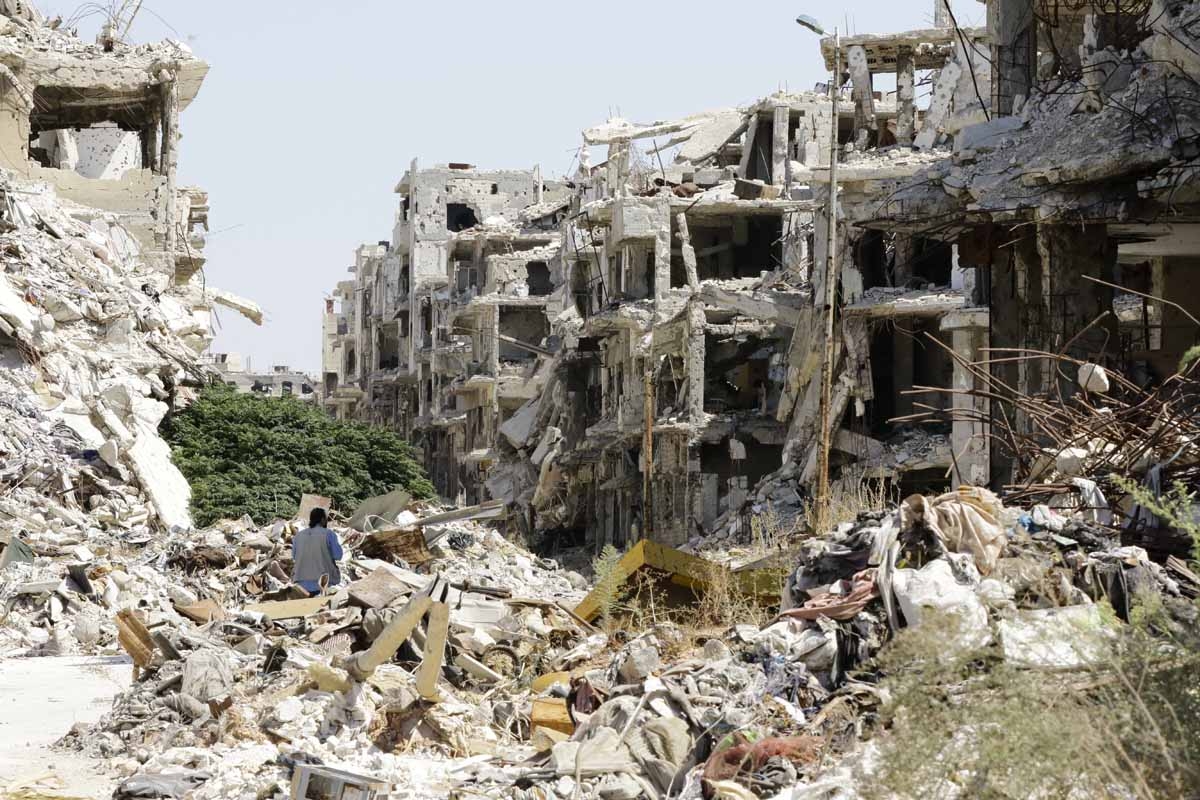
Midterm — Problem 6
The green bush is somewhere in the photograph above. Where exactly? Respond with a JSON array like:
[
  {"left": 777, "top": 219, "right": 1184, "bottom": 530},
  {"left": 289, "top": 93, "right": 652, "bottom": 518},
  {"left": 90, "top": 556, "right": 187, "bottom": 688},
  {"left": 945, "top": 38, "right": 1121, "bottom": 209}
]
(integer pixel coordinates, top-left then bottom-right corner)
[{"left": 162, "top": 385, "right": 435, "bottom": 527}]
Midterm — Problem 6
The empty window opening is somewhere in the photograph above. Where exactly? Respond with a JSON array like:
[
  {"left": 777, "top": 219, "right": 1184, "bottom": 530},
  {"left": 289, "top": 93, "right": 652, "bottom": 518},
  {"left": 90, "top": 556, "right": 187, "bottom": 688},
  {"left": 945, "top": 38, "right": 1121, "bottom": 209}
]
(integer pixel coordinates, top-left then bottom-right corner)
[
  {"left": 378, "top": 325, "right": 400, "bottom": 370},
  {"left": 525, "top": 261, "right": 552, "bottom": 296},
  {"left": 746, "top": 442, "right": 784, "bottom": 485},
  {"left": 281, "top": 381, "right": 294, "bottom": 396},
  {"left": 572, "top": 259, "right": 603, "bottom": 318},
  {"left": 399, "top": 258, "right": 411, "bottom": 297},
  {"left": 867, "top": 319, "right": 953, "bottom": 437},
  {"left": 324, "top": 372, "right": 338, "bottom": 394},
  {"left": 420, "top": 303, "right": 433, "bottom": 348},
  {"left": 29, "top": 87, "right": 163, "bottom": 179},
  {"left": 446, "top": 203, "right": 479, "bottom": 232},
  {"left": 909, "top": 237, "right": 953, "bottom": 286},
  {"left": 499, "top": 306, "right": 549, "bottom": 361},
  {"left": 345, "top": 346, "right": 357, "bottom": 377},
  {"left": 564, "top": 356, "right": 602, "bottom": 433},
  {"left": 655, "top": 356, "right": 685, "bottom": 416},
  {"left": 703, "top": 334, "right": 776, "bottom": 413},
  {"left": 743, "top": 119, "right": 774, "bottom": 183},
  {"left": 490, "top": 183, "right": 499, "bottom": 195},
  {"left": 676, "top": 216, "right": 783, "bottom": 286},
  {"left": 858, "top": 230, "right": 889, "bottom": 290},
  {"left": 456, "top": 260, "right": 479, "bottom": 293}
]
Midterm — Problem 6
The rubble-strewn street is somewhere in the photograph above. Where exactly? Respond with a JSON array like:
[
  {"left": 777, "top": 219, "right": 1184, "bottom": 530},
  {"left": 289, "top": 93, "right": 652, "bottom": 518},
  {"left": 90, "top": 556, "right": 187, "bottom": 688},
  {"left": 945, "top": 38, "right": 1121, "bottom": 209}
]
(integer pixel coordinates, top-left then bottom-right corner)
[{"left": 2, "top": 0, "right": 1199, "bottom": 799}]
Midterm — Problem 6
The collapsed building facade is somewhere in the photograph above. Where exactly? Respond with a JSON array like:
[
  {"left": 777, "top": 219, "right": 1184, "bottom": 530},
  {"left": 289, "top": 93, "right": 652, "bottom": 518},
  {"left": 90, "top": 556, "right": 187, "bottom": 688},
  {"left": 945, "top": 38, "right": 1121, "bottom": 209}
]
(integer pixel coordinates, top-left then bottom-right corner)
[
  {"left": 323, "top": 0, "right": 1199, "bottom": 552},
  {"left": 0, "top": 6, "right": 261, "bottom": 532},
  {"left": 320, "top": 163, "right": 570, "bottom": 505}
]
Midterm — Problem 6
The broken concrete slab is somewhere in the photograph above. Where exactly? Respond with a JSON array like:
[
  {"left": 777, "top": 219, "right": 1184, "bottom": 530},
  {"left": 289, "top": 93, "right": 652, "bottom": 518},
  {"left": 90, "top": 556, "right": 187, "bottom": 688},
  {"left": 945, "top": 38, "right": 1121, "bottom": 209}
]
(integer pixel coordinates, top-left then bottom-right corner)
[
  {"left": 347, "top": 567, "right": 409, "bottom": 610},
  {"left": 244, "top": 596, "right": 332, "bottom": 620}
]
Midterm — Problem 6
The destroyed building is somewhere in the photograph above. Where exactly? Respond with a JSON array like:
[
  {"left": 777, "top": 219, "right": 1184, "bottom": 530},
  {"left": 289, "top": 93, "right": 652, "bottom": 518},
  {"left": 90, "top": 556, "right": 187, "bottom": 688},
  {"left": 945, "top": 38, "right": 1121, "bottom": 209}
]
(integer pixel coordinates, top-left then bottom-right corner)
[
  {"left": 0, "top": 8, "right": 260, "bottom": 533},
  {"left": 323, "top": 0, "right": 1199, "bottom": 554},
  {"left": 203, "top": 353, "right": 317, "bottom": 399},
  {"left": 3, "top": 1, "right": 1199, "bottom": 798},
  {"left": 320, "top": 163, "right": 571, "bottom": 505}
]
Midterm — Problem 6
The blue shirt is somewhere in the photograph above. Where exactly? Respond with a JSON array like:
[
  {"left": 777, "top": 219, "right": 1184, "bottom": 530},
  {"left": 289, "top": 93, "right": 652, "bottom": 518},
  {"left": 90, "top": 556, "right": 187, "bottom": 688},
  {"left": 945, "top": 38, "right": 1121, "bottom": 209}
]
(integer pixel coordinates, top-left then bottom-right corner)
[{"left": 290, "top": 525, "right": 343, "bottom": 594}]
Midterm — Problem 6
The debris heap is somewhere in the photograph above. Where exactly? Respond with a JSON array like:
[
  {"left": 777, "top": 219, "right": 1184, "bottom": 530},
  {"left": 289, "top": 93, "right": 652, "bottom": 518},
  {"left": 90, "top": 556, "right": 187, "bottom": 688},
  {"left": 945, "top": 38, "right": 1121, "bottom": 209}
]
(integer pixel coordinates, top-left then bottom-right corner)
[{"left": 7, "top": 480, "right": 1188, "bottom": 799}]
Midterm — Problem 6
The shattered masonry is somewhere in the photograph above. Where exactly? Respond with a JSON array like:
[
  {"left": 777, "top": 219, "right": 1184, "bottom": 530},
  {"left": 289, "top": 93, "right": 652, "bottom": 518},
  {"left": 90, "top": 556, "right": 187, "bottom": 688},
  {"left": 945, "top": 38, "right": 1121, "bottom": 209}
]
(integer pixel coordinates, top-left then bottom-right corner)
[
  {"left": 322, "top": 0, "right": 1200, "bottom": 552},
  {"left": 0, "top": 8, "right": 261, "bottom": 532}
]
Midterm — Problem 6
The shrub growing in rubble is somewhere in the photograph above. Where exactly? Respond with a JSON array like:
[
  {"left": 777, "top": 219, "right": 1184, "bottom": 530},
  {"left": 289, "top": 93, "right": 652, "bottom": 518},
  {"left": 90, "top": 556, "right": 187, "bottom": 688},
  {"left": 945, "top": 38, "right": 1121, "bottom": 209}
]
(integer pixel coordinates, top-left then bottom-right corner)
[
  {"left": 162, "top": 384, "right": 435, "bottom": 527},
  {"left": 861, "top": 609, "right": 1200, "bottom": 800},
  {"left": 861, "top": 493, "right": 1200, "bottom": 800}
]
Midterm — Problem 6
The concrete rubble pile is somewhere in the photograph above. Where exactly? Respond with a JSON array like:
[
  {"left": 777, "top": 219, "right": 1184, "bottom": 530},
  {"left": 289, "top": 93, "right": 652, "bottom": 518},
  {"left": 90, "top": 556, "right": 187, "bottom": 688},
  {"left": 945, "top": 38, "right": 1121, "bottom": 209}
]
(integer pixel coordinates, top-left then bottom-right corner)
[
  {"left": 7, "top": 507, "right": 596, "bottom": 799},
  {"left": 0, "top": 164, "right": 260, "bottom": 661},
  {"left": 12, "top": 477, "right": 1180, "bottom": 800},
  {"left": 0, "top": 0, "right": 260, "bottom": 593},
  {"left": 0, "top": 177, "right": 203, "bottom": 540}
]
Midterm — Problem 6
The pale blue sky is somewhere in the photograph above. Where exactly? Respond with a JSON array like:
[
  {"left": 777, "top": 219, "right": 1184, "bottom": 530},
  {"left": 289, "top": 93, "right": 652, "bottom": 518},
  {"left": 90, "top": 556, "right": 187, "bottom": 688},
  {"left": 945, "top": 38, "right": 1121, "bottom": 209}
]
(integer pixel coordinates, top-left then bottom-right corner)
[{"left": 42, "top": 1, "right": 984, "bottom": 374}]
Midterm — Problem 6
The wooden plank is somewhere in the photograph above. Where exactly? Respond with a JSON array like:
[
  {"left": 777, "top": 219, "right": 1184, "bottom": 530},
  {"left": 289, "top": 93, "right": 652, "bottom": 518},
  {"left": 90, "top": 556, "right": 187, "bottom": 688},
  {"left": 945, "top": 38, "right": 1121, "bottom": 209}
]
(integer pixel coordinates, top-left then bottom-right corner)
[
  {"left": 245, "top": 595, "right": 331, "bottom": 620},
  {"left": 415, "top": 601, "right": 449, "bottom": 702},
  {"left": 532, "top": 671, "right": 572, "bottom": 693},
  {"left": 412, "top": 500, "right": 506, "bottom": 527},
  {"left": 174, "top": 598, "right": 226, "bottom": 624},
  {"left": 116, "top": 609, "right": 155, "bottom": 669},
  {"left": 359, "top": 527, "right": 432, "bottom": 564},
  {"left": 531, "top": 697, "right": 575, "bottom": 736},
  {"left": 296, "top": 494, "right": 331, "bottom": 522}
]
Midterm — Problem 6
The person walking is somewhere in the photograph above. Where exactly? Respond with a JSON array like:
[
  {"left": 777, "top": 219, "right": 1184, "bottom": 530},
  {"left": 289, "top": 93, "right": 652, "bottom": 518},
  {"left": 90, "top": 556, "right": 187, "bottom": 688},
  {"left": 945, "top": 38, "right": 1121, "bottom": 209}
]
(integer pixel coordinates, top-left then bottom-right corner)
[{"left": 291, "top": 507, "right": 343, "bottom": 595}]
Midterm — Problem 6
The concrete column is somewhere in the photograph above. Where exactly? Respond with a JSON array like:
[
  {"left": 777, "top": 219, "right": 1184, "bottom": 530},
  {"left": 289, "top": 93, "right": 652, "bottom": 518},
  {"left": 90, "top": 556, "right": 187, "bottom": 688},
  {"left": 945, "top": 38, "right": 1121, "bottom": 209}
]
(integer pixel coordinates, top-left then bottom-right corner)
[
  {"left": 896, "top": 48, "right": 916, "bottom": 147},
  {"left": 847, "top": 46, "right": 875, "bottom": 149},
  {"left": 685, "top": 299, "right": 706, "bottom": 421},
  {"left": 782, "top": 211, "right": 809, "bottom": 282},
  {"left": 892, "top": 324, "right": 915, "bottom": 419},
  {"left": 144, "top": 112, "right": 160, "bottom": 174},
  {"left": 893, "top": 234, "right": 915, "bottom": 286},
  {"left": 914, "top": 58, "right": 963, "bottom": 149},
  {"left": 607, "top": 141, "right": 627, "bottom": 197},
  {"left": 1013, "top": 231, "right": 1045, "bottom": 398},
  {"left": 987, "top": 230, "right": 1021, "bottom": 489},
  {"left": 934, "top": 0, "right": 952, "bottom": 28},
  {"left": 941, "top": 309, "right": 990, "bottom": 488},
  {"left": 676, "top": 213, "right": 699, "bottom": 292},
  {"left": 736, "top": 112, "right": 759, "bottom": 179},
  {"left": 653, "top": 197, "right": 672, "bottom": 306},
  {"left": 771, "top": 104, "right": 790, "bottom": 187},
  {"left": 1036, "top": 224, "right": 1119, "bottom": 364},
  {"left": 990, "top": 0, "right": 1037, "bottom": 115},
  {"left": 160, "top": 71, "right": 179, "bottom": 277}
]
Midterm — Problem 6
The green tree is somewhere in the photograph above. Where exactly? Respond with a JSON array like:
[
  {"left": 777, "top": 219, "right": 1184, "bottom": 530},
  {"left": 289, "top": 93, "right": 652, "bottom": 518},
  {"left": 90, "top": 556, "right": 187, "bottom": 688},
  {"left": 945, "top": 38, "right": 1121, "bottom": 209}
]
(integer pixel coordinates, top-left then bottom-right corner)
[{"left": 161, "top": 385, "right": 435, "bottom": 527}]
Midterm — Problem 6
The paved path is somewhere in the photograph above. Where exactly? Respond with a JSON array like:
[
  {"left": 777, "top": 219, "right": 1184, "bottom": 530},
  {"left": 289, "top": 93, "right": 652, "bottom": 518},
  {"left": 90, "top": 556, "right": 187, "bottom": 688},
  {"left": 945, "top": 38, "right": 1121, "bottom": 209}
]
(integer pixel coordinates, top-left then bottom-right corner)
[{"left": 0, "top": 655, "right": 131, "bottom": 798}]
